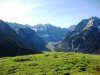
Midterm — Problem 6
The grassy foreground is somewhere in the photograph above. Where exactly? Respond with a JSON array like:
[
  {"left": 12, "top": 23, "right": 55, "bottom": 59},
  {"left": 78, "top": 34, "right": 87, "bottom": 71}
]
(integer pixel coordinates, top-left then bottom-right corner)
[{"left": 0, "top": 52, "right": 100, "bottom": 75}]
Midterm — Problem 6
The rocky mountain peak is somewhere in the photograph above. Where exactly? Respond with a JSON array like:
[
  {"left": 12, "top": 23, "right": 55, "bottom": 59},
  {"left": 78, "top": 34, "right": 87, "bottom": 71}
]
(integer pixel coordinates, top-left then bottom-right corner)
[
  {"left": 84, "top": 17, "right": 100, "bottom": 30},
  {"left": 58, "top": 17, "right": 100, "bottom": 54},
  {"left": 72, "top": 17, "right": 100, "bottom": 34}
]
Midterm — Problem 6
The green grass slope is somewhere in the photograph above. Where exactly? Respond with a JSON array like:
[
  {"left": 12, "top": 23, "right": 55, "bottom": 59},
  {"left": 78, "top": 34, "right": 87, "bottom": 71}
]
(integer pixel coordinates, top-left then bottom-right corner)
[{"left": 0, "top": 52, "right": 100, "bottom": 75}]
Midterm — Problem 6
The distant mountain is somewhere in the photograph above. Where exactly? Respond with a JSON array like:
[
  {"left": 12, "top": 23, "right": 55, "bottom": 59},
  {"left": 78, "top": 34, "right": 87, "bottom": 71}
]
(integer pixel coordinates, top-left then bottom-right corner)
[
  {"left": 7, "top": 22, "right": 32, "bottom": 29},
  {"left": 58, "top": 17, "right": 100, "bottom": 54},
  {"left": 8, "top": 22, "right": 48, "bottom": 51},
  {"left": 0, "top": 20, "right": 35, "bottom": 56},
  {"left": 8, "top": 23, "right": 69, "bottom": 43},
  {"left": 32, "top": 24, "right": 69, "bottom": 43}
]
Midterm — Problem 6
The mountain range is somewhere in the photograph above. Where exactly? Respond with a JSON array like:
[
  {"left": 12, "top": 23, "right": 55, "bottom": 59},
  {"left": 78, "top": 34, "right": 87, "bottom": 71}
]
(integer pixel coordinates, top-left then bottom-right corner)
[
  {"left": 0, "top": 16, "right": 100, "bottom": 56},
  {"left": 8, "top": 23, "right": 69, "bottom": 43},
  {"left": 58, "top": 17, "right": 100, "bottom": 54}
]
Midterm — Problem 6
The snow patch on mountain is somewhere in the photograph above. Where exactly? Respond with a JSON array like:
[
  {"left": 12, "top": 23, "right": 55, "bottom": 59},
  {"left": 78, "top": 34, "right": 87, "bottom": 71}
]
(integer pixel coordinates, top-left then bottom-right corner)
[{"left": 41, "top": 34, "right": 50, "bottom": 38}]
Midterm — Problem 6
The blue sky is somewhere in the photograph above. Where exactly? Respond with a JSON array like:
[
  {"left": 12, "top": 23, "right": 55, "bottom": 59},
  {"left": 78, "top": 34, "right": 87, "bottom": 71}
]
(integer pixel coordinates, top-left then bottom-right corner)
[{"left": 0, "top": 0, "right": 100, "bottom": 28}]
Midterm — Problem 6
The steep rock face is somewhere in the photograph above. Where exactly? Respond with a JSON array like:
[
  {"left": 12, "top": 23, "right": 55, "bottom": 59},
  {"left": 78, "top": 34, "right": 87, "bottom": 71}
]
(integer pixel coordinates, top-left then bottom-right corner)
[
  {"left": 32, "top": 24, "right": 69, "bottom": 42},
  {"left": 0, "top": 20, "right": 35, "bottom": 56},
  {"left": 59, "top": 17, "right": 100, "bottom": 54},
  {"left": 72, "top": 17, "right": 100, "bottom": 33},
  {"left": 16, "top": 27, "right": 48, "bottom": 51}
]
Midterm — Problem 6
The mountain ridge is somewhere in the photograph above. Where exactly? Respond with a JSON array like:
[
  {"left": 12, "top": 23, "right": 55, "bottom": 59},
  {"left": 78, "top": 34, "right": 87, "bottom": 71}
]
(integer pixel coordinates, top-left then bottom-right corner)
[
  {"left": 57, "top": 17, "right": 100, "bottom": 54},
  {"left": 0, "top": 20, "right": 35, "bottom": 56}
]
